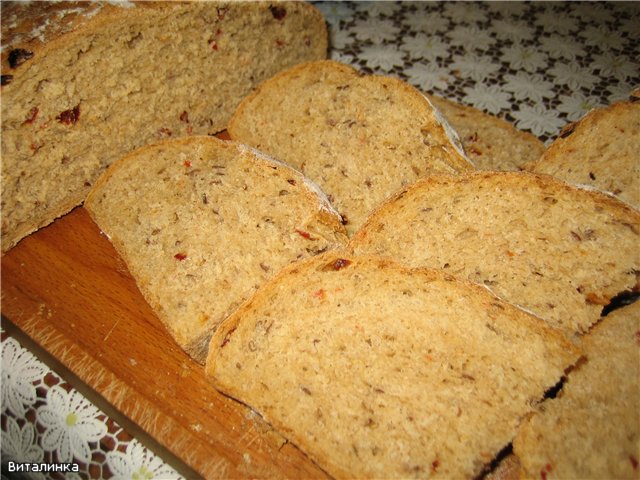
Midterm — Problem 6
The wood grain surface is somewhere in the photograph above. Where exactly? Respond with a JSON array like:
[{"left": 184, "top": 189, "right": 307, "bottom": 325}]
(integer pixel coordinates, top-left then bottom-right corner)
[{"left": 1, "top": 203, "right": 328, "bottom": 479}]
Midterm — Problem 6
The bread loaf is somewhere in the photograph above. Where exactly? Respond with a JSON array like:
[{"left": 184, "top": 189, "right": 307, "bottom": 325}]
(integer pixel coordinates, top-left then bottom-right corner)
[
  {"left": 349, "top": 172, "right": 640, "bottom": 336},
  {"left": 427, "top": 94, "right": 545, "bottom": 171},
  {"left": 228, "top": 60, "right": 475, "bottom": 235},
  {"left": 205, "top": 251, "right": 580, "bottom": 479},
  {"left": 84, "top": 136, "right": 347, "bottom": 363},
  {"left": 527, "top": 90, "right": 640, "bottom": 210},
  {"left": 513, "top": 301, "right": 640, "bottom": 479},
  {"left": 1, "top": 1, "right": 327, "bottom": 252}
]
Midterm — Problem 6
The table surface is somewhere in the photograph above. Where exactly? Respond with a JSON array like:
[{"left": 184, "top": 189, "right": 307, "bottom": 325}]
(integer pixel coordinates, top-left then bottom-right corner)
[{"left": 2, "top": 2, "right": 639, "bottom": 479}]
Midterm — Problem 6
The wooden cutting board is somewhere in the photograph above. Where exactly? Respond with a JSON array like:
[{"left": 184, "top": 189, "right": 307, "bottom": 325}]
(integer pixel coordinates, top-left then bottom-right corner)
[{"left": 1, "top": 202, "right": 328, "bottom": 479}]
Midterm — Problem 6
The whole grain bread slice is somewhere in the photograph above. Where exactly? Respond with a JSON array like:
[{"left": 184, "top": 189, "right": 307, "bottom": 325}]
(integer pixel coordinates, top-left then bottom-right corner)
[
  {"left": 427, "top": 94, "right": 545, "bottom": 171},
  {"left": 85, "top": 136, "right": 347, "bottom": 363},
  {"left": 526, "top": 90, "right": 640, "bottom": 210},
  {"left": 349, "top": 172, "right": 640, "bottom": 336},
  {"left": 228, "top": 60, "right": 474, "bottom": 235},
  {"left": 205, "top": 251, "right": 580, "bottom": 480},
  {"left": 513, "top": 300, "right": 640, "bottom": 479},
  {"left": 1, "top": 1, "right": 327, "bottom": 253}
]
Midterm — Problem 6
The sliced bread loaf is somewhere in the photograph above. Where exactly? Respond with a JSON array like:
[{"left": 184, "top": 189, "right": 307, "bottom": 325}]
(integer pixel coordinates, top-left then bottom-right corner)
[
  {"left": 513, "top": 300, "right": 640, "bottom": 479},
  {"left": 1, "top": 1, "right": 327, "bottom": 253},
  {"left": 84, "top": 136, "right": 347, "bottom": 363},
  {"left": 205, "top": 251, "right": 580, "bottom": 479},
  {"left": 527, "top": 90, "right": 640, "bottom": 210},
  {"left": 227, "top": 60, "right": 475, "bottom": 235},
  {"left": 427, "top": 94, "right": 545, "bottom": 171},
  {"left": 349, "top": 172, "right": 640, "bottom": 336}
]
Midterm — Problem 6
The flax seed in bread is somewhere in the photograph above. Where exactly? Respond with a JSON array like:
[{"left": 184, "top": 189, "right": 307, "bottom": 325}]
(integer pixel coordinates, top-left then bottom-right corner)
[
  {"left": 427, "top": 94, "right": 545, "bottom": 171},
  {"left": 1, "top": 1, "right": 327, "bottom": 253},
  {"left": 206, "top": 251, "right": 580, "bottom": 479},
  {"left": 349, "top": 172, "right": 640, "bottom": 336},
  {"left": 527, "top": 91, "right": 640, "bottom": 210},
  {"left": 84, "top": 136, "right": 347, "bottom": 363},
  {"left": 513, "top": 300, "right": 640, "bottom": 479},
  {"left": 227, "top": 60, "right": 475, "bottom": 235}
]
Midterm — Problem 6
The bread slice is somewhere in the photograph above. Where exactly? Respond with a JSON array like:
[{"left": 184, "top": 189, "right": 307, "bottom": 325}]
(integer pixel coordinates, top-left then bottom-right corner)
[
  {"left": 527, "top": 90, "right": 640, "bottom": 209},
  {"left": 227, "top": 60, "right": 475, "bottom": 235},
  {"left": 349, "top": 172, "right": 640, "bottom": 336},
  {"left": 427, "top": 94, "right": 545, "bottom": 171},
  {"left": 205, "top": 251, "right": 580, "bottom": 479},
  {"left": 513, "top": 300, "right": 640, "bottom": 479},
  {"left": 1, "top": 1, "right": 327, "bottom": 253},
  {"left": 84, "top": 136, "right": 347, "bottom": 363}
]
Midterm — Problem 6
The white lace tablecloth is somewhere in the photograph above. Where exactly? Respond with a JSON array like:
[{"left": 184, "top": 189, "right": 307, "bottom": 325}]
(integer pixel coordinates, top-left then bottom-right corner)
[{"left": 2, "top": 2, "right": 639, "bottom": 479}]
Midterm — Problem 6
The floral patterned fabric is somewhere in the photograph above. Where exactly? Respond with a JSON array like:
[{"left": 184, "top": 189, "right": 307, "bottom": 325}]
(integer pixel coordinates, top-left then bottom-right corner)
[
  {"left": 0, "top": 333, "right": 181, "bottom": 479},
  {"left": 1, "top": 2, "right": 639, "bottom": 478}
]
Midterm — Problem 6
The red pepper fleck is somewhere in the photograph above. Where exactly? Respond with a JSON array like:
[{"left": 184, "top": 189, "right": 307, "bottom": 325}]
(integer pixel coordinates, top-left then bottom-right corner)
[
  {"left": 275, "top": 39, "right": 286, "bottom": 48},
  {"left": 23, "top": 106, "right": 39, "bottom": 125},
  {"left": 295, "top": 229, "right": 314, "bottom": 240},
  {"left": 287, "top": 179, "right": 296, "bottom": 185},
  {"left": 180, "top": 111, "right": 189, "bottom": 123},
  {"left": 216, "top": 7, "right": 227, "bottom": 20},
  {"left": 57, "top": 104, "right": 80, "bottom": 125},
  {"left": 184, "top": 160, "right": 192, "bottom": 167},
  {"left": 333, "top": 258, "right": 352, "bottom": 270},
  {"left": 174, "top": 252, "right": 187, "bottom": 260},
  {"left": 431, "top": 459, "right": 440, "bottom": 473},
  {"left": 210, "top": 40, "right": 219, "bottom": 51},
  {"left": 158, "top": 127, "right": 172, "bottom": 137},
  {"left": 631, "top": 455, "right": 639, "bottom": 470},
  {"left": 540, "top": 462, "right": 553, "bottom": 480},
  {"left": 313, "top": 289, "right": 326, "bottom": 300},
  {"left": 220, "top": 326, "right": 237, "bottom": 348},
  {"left": 634, "top": 330, "right": 640, "bottom": 346}
]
